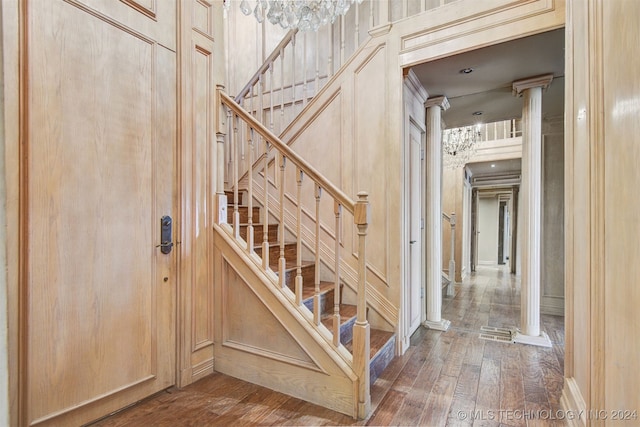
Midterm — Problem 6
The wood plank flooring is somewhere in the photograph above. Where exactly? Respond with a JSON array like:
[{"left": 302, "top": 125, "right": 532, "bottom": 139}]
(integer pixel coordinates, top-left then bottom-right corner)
[{"left": 91, "top": 266, "right": 565, "bottom": 426}]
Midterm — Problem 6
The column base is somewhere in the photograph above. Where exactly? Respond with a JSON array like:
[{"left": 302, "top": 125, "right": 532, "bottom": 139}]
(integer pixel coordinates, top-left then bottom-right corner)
[
  {"left": 423, "top": 318, "right": 451, "bottom": 331},
  {"left": 446, "top": 281, "right": 455, "bottom": 297},
  {"left": 512, "top": 329, "right": 552, "bottom": 347}
]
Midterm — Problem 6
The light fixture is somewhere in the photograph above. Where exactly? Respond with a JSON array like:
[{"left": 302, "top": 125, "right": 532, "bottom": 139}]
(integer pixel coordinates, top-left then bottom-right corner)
[
  {"left": 233, "top": 0, "right": 363, "bottom": 31},
  {"left": 491, "top": 164, "right": 496, "bottom": 168},
  {"left": 442, "top": 125, "right": 482, "bottom": 169},
  {"left": 472, "top": 111, "right": 483, "bottom": 116},
  {"left": 460, "top": 67, "right": 474, "bottom": 74}
]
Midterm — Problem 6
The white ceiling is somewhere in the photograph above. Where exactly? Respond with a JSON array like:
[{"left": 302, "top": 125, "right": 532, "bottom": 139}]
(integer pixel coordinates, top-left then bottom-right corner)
[
  {"left": 410, "top": 28, "right": 565, "bottom": 129},
  {"left": 466, "top": 158, "right": 522, "bottom": 178}
]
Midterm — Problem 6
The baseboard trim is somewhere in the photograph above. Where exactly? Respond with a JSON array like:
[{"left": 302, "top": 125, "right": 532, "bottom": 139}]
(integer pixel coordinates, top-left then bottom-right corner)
[{"left": 560, "top": 377, "right": 587, "bottom": 427}]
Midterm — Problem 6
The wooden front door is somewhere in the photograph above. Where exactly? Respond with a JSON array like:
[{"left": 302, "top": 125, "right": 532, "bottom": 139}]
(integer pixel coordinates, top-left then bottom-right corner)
[{"left": 22, "top": 1, "right": 177, "bottom": 425}]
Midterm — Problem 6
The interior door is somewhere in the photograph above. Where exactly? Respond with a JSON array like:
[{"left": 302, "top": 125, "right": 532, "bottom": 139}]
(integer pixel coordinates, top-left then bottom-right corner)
[
  {"left": 23, "top": 1, "right": 176, "bottom": 425},
  {"left": 498, "top": 202, "right": 506, "bottom": 264},
  {"left": 408, "top": 121, "right": 424, "bottom": 336}
]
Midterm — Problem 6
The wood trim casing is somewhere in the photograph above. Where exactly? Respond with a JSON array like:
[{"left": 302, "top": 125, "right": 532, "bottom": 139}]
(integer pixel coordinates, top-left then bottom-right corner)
[
  {"left": 1, "top": 0, "right": 26, "bottom": 423},
  {"left": 176, "top": 0, "right": 225, "bottom": 388}
]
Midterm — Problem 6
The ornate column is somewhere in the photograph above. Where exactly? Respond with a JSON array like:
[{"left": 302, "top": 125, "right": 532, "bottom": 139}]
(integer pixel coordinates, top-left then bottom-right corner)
[
  {"left": 512, "top": 75, "right": 553, "bottom": 347},
  {"left": 423, "top": 96, "right": 451, "bottom": 331}
]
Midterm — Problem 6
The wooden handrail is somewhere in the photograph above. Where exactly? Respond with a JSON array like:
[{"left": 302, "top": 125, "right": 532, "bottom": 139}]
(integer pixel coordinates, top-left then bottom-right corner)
[
  {"left": 235, "top": 29, "right": 299, "bottom": 103},
  {"left": 221, "top": 90, "right": 356, "bottom": 215}
]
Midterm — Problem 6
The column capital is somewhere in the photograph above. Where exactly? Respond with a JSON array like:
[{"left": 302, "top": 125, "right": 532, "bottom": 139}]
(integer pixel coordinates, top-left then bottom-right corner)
[
  {"left": 425, "top": 95, "right": 450, "bottom": 111},
  {"left": 512, "top": 74, "right": 554, "bottom": 96}
]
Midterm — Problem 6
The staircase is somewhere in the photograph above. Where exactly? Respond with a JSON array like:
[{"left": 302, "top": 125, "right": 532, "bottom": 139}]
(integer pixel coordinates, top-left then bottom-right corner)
[
  {"left": 225, "top": 189, "right": 396, "bottom": 387},
  {"left": 216, "top": 2, "right": 423, "bottom": 415}
]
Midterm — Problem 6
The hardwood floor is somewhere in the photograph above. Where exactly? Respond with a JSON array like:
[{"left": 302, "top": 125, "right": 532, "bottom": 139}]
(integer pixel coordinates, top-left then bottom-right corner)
[{"left": 91, "top": 266, "right": 565, "bottom": 427}]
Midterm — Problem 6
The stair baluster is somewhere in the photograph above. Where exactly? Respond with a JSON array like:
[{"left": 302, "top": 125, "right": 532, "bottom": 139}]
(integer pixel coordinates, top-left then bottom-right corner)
[
  {"left": 328, "top": 23, "right": 334, "bottom": 79},
  {"left": 296, "top": 169, "right": 305, "bottom": 309},
  {"left": 258, "top": 73, "right": 264, "bottom": 161},
  {"left": 333, "top": 201, "right": 342, "bottom": 346},
  {"left": 302, "top": 32, "right": 308, "bottom": 109},
  {"left": 313, "top": 185, "right": 322, "bottom": 324},
  {"left": 340, "top": 14, "right": 346, "bottom": 65},
  {"left": 262, "top": 139, "right": 270, "bottom": 270},
  {"left": 315, "top": 31, "right": 320, "bottom": 97},
  {"left": 269, "top": 63, "right": 274, "bottom": 135},
  {"left": 232, "top": 113, "right": 240, "bottom": 239},
  {"left": 279, "top": 154, "right": 287, "bottom": 289},
  {"left": 291, "top": 33, "right": 297, "bottom": 116},
  {"left": 280, "top": 47, "right": 285, "bottom": 134},
  {"left": 246, "top": 125, "right": 255, "bottom": 253}
]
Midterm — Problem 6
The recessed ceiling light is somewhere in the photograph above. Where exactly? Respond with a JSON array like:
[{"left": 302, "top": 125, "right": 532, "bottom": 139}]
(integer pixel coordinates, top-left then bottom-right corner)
[
  {"left": 491, "top": 164, "right": 496, "bottom": 168},
  {"left": 459, "top": 67, "right": 474, "bottom": 74},
  {"left": 472, "top": 111, "right": 483, "bottom": 116}
]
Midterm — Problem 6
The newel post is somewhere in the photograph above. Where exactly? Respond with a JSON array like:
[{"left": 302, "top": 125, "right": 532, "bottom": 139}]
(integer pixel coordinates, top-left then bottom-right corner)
[
  {"left": 353, "top": 191, "right": 371, "bottom": 419},
  {"left": 215, "top": 84, "right": 228, "bottom": 225}
]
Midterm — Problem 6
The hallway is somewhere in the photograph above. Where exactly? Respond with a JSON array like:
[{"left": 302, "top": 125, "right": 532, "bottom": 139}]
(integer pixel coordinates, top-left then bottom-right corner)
[{"left": 93, "top": 267, "right": 565, "bottom": 426}]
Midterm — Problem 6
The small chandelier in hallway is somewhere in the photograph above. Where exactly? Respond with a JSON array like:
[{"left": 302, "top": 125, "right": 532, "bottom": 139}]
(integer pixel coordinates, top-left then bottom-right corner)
[
  {"left": 442, "top": 125, "right": 481, "bottom": 169},
  {"left": 234, "top": 0, "right": 363, "bottom": 31}
]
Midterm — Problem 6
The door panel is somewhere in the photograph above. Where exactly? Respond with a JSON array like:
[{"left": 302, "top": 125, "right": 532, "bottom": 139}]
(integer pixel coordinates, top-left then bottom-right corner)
[
  {"left": 408, "top": 122, "right": 423, "bottom": 335},
  {"left": 25, "top": 1, "right": 176, "bottom": 425}
]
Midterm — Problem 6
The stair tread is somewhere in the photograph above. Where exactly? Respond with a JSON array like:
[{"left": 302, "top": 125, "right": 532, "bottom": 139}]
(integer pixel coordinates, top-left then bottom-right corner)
[
  {"left": 272, "top": 260, "right": 315, "bottom": 272},
  {"left": 255, "top": 241, "right": 297, "bottom": 249},
  {"left": 320, "top": 304, "right": 357, "bottom": 328},
  {"left": 343, "top": 328, "right": 395, "bottom": 360},
  {"left": 300, "top": 281, "right": 334, "bottom": 301}
]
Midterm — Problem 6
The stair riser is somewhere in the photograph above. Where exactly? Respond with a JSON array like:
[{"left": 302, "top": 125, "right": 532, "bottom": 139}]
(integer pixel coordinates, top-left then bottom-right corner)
[
  {"left": 227, "top": 206, "right": 260, "bottom": 224},
  {"left": 338, "top": 316, "right": 356, "bottom": 346},
  {"left": 255, "top": 243, "right": 298, "bottom": 266},
  {"left": 280, "top": 264, "right": 314, "bottom": 290},
  {"left": 224, "top": 191, "right": 243, "bottom": 205},
  {"left": 239, "top": 224, "right": 278, "bottom": 243},
  {"left": 370, "top": 335, "right": 396, "bottom": 385},
  {"left": 303, "top": 287, "right": 335, "bottom": 316}
]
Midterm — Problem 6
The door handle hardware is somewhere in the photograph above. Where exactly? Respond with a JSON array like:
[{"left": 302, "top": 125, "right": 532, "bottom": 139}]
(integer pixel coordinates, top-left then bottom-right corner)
[
  {"left": 158, "top": 215, "right": 173, "bottom": 254},
  {"left": 410, "top": 240, "right": 417, "bottom": 244}
]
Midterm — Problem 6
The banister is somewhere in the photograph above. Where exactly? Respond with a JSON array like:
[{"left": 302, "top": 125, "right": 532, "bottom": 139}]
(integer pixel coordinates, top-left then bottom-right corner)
[
  {"left": 442, "top": 212, "right": 451, "bottom": 222},
  {"left": 235, "top": 29, "right": 299, "bottom": 103},
  {"left": 220, "top": 90, "right": 356, "bottom": 215}
]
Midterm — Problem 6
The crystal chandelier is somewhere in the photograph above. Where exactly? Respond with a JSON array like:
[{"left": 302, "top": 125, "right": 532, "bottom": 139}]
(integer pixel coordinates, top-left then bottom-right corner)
[
  {"left": 235, "top": 0, "right": 363, "bottom": 31},
  {"left": 442, "top": 125, "right": 481, "bottom": 169}
]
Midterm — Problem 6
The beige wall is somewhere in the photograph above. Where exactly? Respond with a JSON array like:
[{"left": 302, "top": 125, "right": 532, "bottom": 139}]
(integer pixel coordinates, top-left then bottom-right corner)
[{"left": 541, "top": 117, "right": 564, "bottom": 316}]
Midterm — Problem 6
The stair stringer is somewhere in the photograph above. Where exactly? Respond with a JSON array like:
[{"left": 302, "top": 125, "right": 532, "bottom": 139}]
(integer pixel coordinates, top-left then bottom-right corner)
[{"left": 213, "top": 223, "right": 360, "bottom": 418}]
